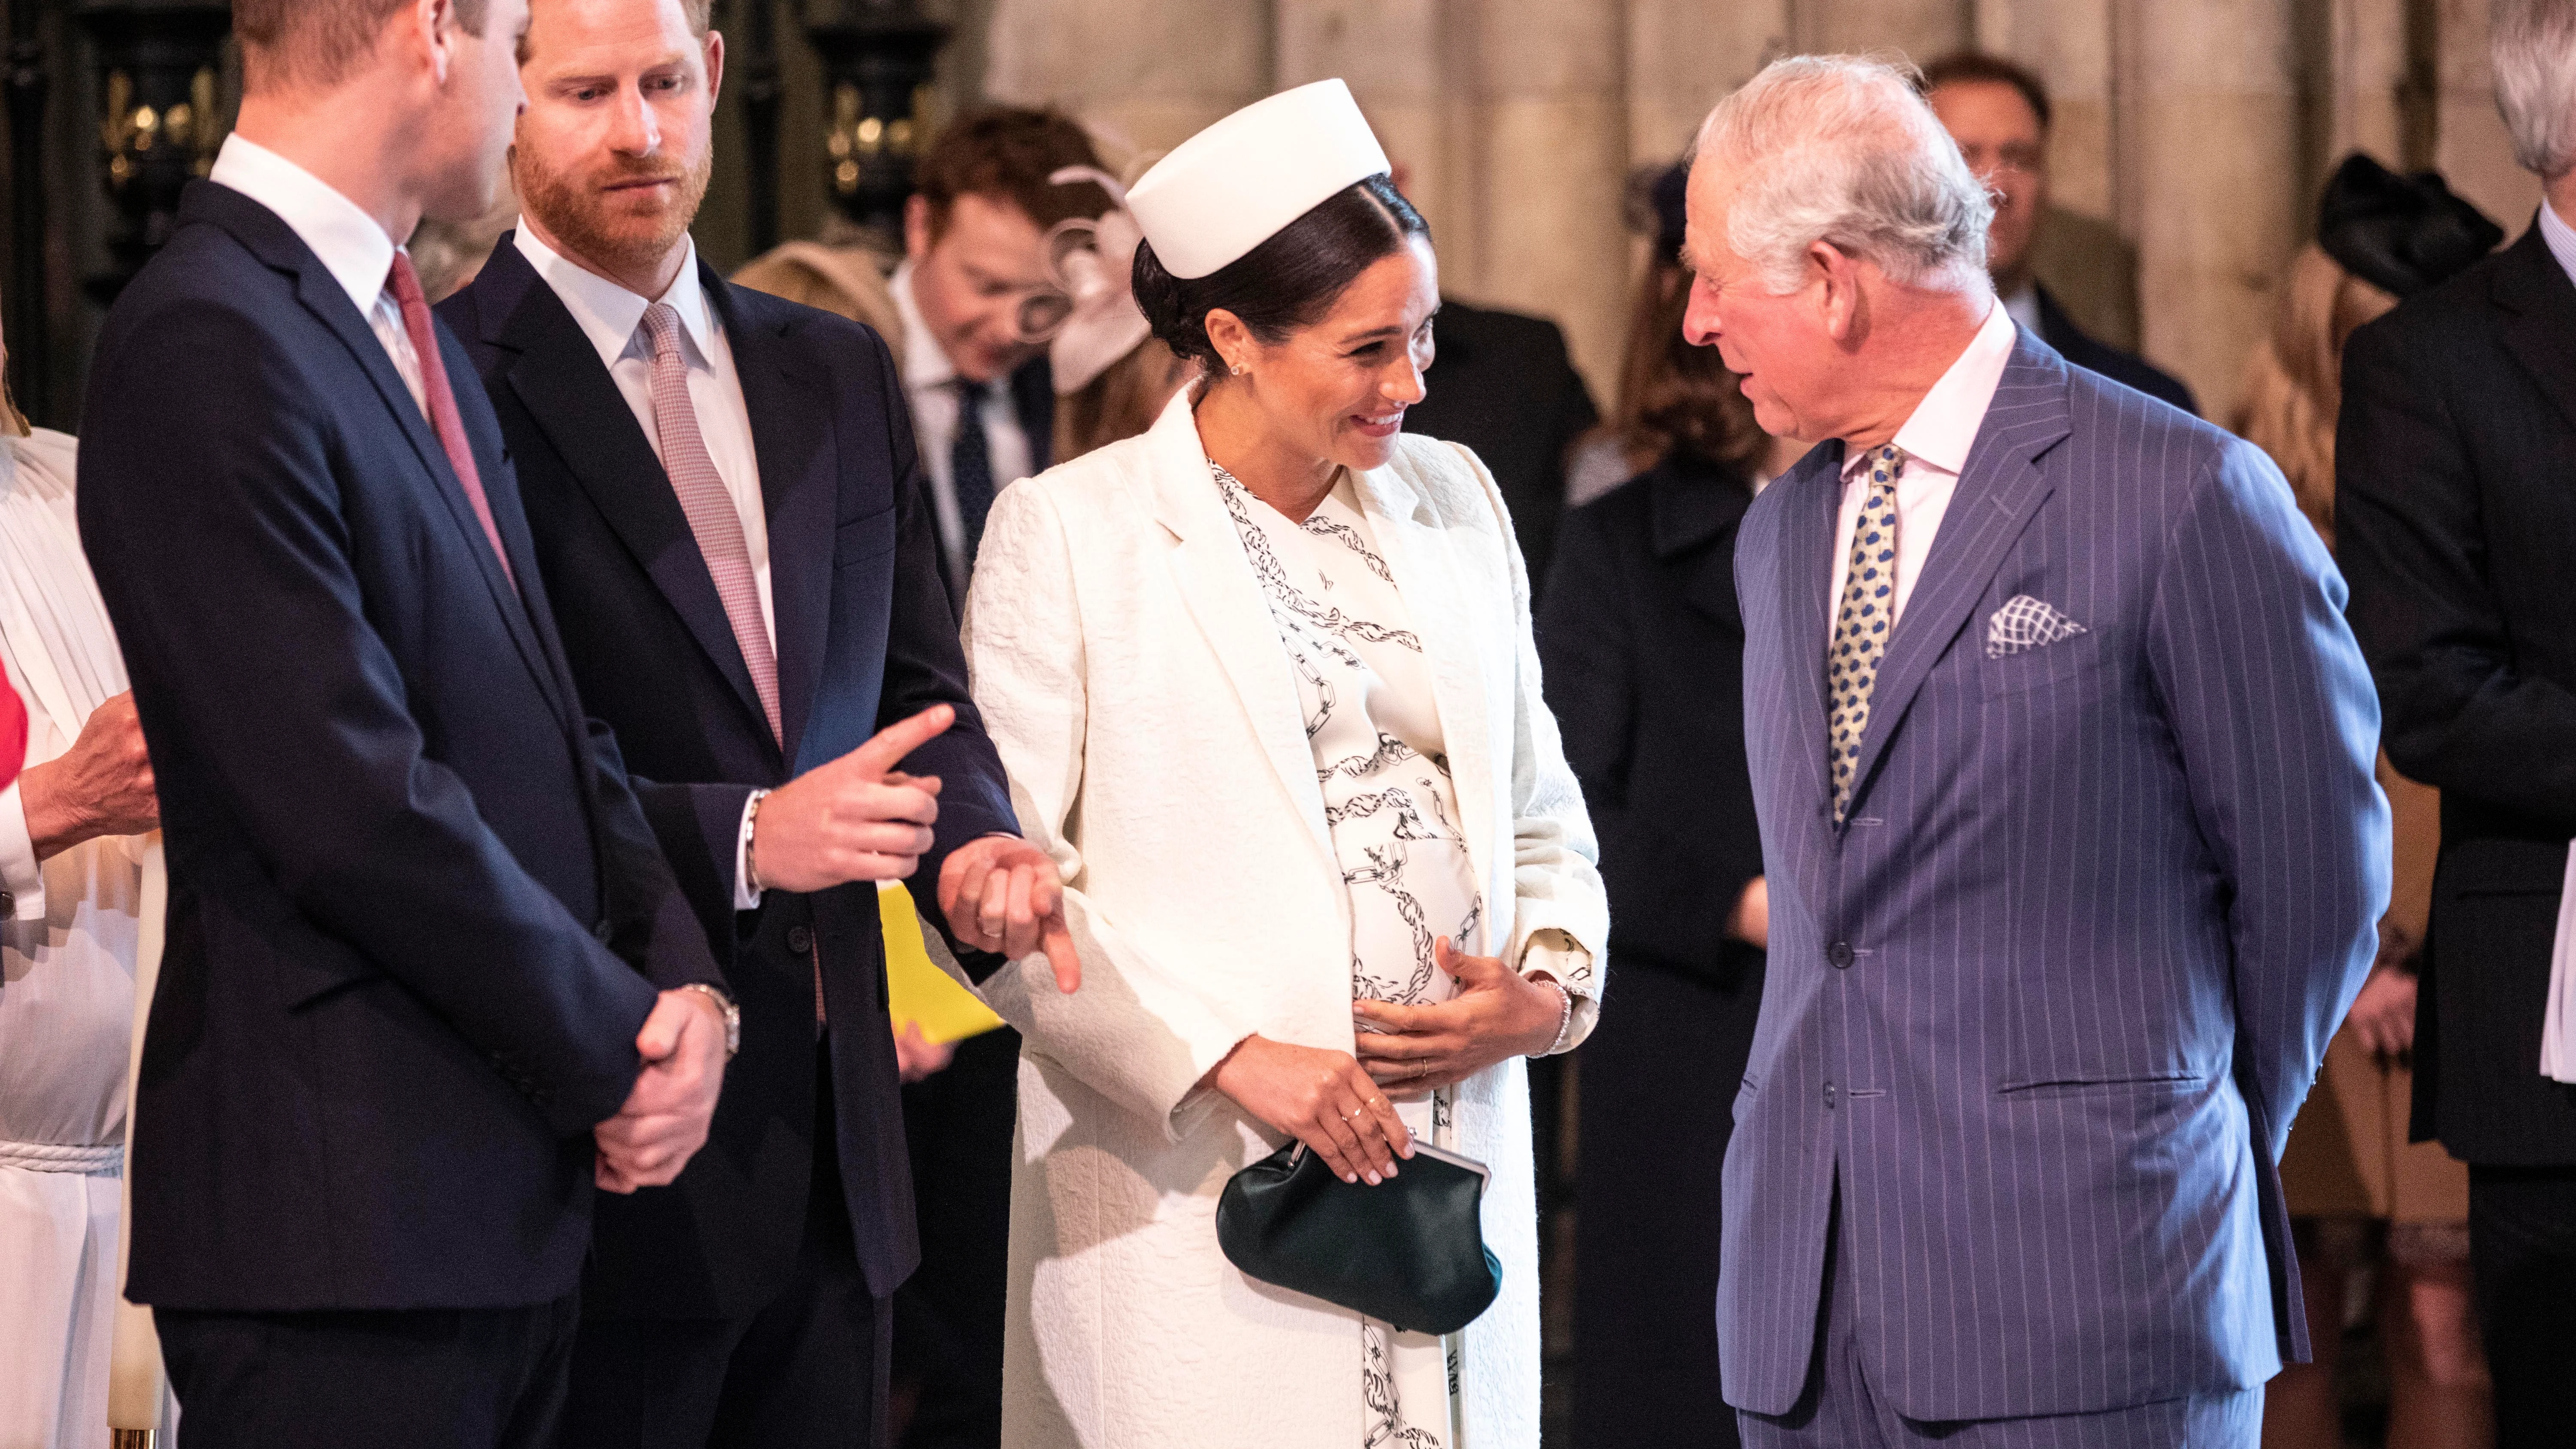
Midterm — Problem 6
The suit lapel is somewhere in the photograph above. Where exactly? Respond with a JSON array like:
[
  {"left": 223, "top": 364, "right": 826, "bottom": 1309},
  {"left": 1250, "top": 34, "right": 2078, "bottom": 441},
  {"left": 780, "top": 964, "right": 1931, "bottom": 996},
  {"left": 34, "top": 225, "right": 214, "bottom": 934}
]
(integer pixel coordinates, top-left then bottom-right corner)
[
  {"left": 1772, "top": 445, "right": 1842, "bottom": 826},
  {"left": 1354, "top": 460, "right": 1497, "bottom": 912},
  {"left": 228, "top": 199, "right": 570, "bottom": 724},
  {"left": 716, "top": 269, "right": 837, "bottom": 771},
  {"left": 1145, "top": 395, "right": 1337, "bottom": 871},
  {"left": 1841, "top": 338, "right": 2071, "bottom": 814},
  {"left": 482, "top": 243, "right": 778, "bottom": 758},
  {"left": 2494, "top": 224, "right": 2576, "bottom": 439}
]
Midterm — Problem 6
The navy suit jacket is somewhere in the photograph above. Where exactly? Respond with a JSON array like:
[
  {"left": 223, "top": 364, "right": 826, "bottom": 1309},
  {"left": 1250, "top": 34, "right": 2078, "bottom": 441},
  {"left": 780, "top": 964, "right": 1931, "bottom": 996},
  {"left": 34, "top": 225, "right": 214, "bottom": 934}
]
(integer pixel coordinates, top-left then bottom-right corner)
[
  {"left": 441, "top": 238, "right": 1018, "bottom": 1310},
  {"left": 1724, "top": 331, "right": 2385, "bottom": 1420},
  {"left": 2337, "top": 221, "right": 2576, "bottom": 1165},
  {"left": 2035, "top": 284, "right": 2199, "bottom": 417},
  {"left": 78, "top": 182, "right": 721, "bottom": 1312}
]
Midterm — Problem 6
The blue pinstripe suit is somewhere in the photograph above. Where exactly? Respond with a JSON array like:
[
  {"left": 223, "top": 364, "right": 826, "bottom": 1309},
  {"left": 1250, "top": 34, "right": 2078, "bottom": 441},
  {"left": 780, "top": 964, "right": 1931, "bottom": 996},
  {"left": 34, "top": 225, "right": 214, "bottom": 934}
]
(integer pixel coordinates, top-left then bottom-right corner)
[{"left": 1721, "top": 331, "right": 2389, "bottom": 1425}]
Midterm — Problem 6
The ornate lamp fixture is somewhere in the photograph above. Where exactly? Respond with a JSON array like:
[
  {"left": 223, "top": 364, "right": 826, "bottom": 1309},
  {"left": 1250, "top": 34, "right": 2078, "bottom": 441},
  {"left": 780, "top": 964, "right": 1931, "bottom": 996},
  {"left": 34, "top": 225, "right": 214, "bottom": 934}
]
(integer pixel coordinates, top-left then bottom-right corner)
[
  {"left": 805, "top": 0, "right": 949, "bottom": 249},
  {"left": 78, "top": 0, "right": 230, "bottom": 303}
]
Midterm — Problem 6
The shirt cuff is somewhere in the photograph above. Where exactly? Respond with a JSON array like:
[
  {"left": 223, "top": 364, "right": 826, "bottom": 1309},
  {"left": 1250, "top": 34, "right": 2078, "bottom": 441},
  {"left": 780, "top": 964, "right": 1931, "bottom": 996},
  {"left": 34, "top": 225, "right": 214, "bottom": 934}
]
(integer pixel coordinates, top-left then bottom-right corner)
[
  {"left": 1519, "top": 928, "right": 1598, "bottom": 1054},
  {"left": 0, "top": 782, "right": 46, "bottom": 921},
  {"left": 734, "top": 790, "right": 768, "bottom": 911}
]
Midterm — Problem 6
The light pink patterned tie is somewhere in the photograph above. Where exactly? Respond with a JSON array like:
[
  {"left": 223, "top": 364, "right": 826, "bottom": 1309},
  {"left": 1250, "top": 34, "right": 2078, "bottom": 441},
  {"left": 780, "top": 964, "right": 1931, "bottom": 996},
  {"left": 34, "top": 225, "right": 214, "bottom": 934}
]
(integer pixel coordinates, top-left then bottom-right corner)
[{"left": 641, "top": 303, "right": 780, "bottom": 744}]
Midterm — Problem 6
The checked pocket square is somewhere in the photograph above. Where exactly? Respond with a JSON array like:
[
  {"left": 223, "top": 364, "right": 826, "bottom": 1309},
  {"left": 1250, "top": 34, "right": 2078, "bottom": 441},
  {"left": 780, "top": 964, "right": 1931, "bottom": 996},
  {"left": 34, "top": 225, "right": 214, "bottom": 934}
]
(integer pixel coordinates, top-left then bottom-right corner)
[{"left": 1987, "top": 595, "right": 2087, "bottom": 658}]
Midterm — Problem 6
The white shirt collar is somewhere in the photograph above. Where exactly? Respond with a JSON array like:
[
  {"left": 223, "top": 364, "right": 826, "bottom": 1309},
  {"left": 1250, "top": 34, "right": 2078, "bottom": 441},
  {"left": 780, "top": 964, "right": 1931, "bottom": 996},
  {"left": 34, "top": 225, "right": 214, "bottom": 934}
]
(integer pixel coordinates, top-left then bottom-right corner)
[
  {"left": 2541, "top": 199, "right": 2576, "bottom": 294},
  {"left": 890, "top": 261, "right": 959, "bottom": 393},
  {"left": 1846, "top": 296, "right": 2020, "bottom": 478},
  {"left": 207, "top": 133, "right": 400, "bottom": 318},
  {"left": 514, "top": 225, "right": 717, "bottom": 370}
]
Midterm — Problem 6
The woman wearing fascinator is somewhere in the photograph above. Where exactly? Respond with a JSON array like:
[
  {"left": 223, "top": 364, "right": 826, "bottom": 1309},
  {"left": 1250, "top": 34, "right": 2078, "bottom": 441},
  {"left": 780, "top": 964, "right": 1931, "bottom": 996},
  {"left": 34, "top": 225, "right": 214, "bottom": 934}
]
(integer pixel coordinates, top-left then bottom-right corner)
[
  {"left": 1017, "top": 165, "right": 1196, "bottom": 461},
  {"left": 956, "top": 79, "right": 1606, "bottom": 1447}
]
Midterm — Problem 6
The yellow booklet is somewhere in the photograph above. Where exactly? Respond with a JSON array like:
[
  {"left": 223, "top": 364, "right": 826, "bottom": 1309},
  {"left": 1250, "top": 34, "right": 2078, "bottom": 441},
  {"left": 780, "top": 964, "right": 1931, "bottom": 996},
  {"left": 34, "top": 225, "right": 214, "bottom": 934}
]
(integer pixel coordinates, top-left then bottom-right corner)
[{"left": 880, "top": 882, "right": 1007, "bottom": 1044}]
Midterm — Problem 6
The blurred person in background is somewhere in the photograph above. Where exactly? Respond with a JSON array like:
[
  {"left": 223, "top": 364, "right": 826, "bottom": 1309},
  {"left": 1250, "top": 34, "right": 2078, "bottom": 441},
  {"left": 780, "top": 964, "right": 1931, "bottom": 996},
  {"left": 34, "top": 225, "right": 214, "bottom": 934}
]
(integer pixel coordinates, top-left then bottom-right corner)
[
  {"left": 2336, "top": 4, "right": 2576, "bottom": 1442},
  {"left": 1538, "top": 158, "right": 1787, "bottom": 1449},
  {"left": 1920, "top": 51, "right": 2198, "bottom": 415},
  {"left": 2237, "top": 153, "right": 2500, "bottom": 1449},
  {"left": 894, "top": 108, "right": 1113, "bottom": 613}
]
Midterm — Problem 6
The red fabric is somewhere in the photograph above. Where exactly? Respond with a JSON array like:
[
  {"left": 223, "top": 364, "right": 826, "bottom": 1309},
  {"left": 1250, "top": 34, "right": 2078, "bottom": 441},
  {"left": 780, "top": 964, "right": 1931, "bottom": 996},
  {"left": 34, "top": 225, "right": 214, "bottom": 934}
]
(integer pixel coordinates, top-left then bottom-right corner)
[
  {"left": 386, "top": 252, "right": 515, "bottom": 586},
  {"left": 0, "top": 675, "right": 23, "bottom": 791}
]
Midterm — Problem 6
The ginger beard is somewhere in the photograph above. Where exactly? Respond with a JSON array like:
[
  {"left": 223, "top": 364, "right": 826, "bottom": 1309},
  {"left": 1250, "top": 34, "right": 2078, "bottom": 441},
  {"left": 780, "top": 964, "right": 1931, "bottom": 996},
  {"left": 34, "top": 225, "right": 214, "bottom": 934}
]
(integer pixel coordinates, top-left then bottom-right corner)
[{"left": 511, "top": 135, "right": 713, "bottom": 282}]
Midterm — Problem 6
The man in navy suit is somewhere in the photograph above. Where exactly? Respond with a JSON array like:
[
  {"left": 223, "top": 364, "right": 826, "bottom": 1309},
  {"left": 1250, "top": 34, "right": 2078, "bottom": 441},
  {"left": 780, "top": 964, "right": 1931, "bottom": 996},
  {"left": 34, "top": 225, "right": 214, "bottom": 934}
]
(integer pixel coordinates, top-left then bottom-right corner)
[
  {"left": 440, "top": 1, "right": 1075, "bottom": 1443},
  {"left": 75, "top": 0, "right": 734, "bottom": 1445},
  {"left": 1690, "top": 58, "right": 2387, "bottom": 1446}
]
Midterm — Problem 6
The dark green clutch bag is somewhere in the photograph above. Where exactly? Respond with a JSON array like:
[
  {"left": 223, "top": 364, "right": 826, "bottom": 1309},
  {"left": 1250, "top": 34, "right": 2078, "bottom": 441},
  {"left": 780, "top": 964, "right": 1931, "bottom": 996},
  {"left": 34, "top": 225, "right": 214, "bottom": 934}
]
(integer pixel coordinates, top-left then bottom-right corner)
[{"left": 1214, "top": 1139, "right": 1502, "bottom": 1336}]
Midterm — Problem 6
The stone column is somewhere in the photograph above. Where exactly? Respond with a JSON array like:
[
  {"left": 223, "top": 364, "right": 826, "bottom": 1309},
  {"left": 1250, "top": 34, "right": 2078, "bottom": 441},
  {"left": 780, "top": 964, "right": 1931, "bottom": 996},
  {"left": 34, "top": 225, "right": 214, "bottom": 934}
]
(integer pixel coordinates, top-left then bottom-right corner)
[
  {"left": 981, "top": 0, "right": 1275, "bottom": 159},
  {"left": 2323, "top": 0, "right": 2413, "bottom": 167},
  {"left": 2126, "top": 0, "right": 2302, "bottom": 422},
  {"left": 1624, "top": 0, "right": 1792, "bottom": 164},
  {"left": 2431, "top": 0, "right": 2541, "bottom": 230},
  {"left": 1445, "top": 0, "right": 1630, "bottom": 402},
  {"left": 1791, "top": 0, "right": 1971, "bottom": 66}
]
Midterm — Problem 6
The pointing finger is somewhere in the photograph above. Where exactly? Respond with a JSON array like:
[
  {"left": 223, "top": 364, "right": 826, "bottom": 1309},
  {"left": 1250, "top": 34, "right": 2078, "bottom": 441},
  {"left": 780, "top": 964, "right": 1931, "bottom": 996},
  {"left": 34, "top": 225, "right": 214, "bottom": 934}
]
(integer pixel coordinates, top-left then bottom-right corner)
[{"left": 846, "top": 704, "right": 955, "bottom": 778}]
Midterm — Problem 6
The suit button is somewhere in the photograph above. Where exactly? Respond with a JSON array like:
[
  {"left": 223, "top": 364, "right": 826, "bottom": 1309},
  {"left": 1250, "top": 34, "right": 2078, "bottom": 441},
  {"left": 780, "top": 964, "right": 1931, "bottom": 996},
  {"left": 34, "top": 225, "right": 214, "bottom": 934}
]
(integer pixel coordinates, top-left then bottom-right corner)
[
  {"left": 1826, "top": 941, "right": 1854, "bottom": 969},
  {"left": 593, "top": 919, "right": 614, "bottom": 944},
  {"left": 1823, "top": 1081, "right": 1839, "bottom": 1110},
  {"left": 786, "top": 926, "right": 814, "bottom": 955}
]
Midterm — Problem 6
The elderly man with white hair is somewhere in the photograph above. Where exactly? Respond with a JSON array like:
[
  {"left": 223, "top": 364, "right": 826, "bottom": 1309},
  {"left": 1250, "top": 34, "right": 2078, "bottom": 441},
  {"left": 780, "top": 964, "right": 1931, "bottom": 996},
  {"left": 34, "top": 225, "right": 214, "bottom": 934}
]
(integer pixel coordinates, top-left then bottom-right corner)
[
  {"left": 1696, "top": 56, "right": 2389, "bottom": 1448},
  {"left": 2337, "top": 3, "right": 2576, "bottom": 1443}
]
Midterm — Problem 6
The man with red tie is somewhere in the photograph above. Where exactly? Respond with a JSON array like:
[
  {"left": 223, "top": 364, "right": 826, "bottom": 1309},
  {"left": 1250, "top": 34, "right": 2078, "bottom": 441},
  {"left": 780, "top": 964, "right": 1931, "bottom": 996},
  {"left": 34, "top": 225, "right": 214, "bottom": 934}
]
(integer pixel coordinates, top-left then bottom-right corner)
[
  {"left": 438, "top": 0, "right": 1073, "bottom": 1442},
  {"left": 75, "top": 1, "right": 735, "bottom": 1444}
]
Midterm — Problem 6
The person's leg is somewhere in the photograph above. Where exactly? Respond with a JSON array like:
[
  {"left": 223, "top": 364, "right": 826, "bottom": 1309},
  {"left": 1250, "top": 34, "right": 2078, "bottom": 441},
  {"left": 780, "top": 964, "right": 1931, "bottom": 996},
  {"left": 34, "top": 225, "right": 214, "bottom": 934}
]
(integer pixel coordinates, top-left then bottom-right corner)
[
  {"left": 2381, "top": 1245, "right": 2493, "bottom": 1449},
  {"left": 154, "top": 1298, "right": 577, "bottom": 1449},
  {"left": 2262, "top": 1217, "right": 2356, "bottom": 1449},
  {"left": 709, "top": 1032, "right": 892, "bottom": 1449},
  {"left": 2467, "top": 1164, "right": 2576, "bottom": 1449},
  {"left": 893, "top": 1026, "right": 1016, "bottom": 1449},
  {"left": 556, "top": 1312, "right": 742, "bottom": 1449}
]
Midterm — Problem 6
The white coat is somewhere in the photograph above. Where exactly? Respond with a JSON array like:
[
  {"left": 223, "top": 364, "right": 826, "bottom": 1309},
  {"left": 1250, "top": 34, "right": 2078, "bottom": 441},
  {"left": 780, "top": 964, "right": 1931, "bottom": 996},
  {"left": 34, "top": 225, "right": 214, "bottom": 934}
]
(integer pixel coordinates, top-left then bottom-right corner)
[{"left": 961, "top": 390, "right": 1609, "bottom": 1448}]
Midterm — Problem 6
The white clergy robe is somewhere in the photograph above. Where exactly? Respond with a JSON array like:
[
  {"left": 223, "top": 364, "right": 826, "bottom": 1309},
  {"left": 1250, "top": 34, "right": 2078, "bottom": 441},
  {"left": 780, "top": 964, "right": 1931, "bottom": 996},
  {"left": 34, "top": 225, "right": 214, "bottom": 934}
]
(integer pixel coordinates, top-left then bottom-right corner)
[{"left": 0, "top": 426, "right": 163, "bottom": 1448}]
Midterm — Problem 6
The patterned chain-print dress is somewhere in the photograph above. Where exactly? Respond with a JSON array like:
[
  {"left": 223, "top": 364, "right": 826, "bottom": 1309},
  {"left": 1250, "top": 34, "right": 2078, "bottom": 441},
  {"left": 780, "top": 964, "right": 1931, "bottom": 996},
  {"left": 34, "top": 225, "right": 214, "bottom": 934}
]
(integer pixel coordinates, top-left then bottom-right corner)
[{"left": 1215, "top": 462, "right": 1482, "bottom": 1449}]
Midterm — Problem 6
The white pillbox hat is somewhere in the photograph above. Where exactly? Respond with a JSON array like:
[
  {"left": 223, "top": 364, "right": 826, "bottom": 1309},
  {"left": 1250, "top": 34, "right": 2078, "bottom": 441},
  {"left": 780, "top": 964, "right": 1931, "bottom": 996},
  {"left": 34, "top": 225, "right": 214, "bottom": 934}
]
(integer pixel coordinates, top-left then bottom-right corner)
[{"left": 1125, "top": 79, "right": 1391, "bottom": 281}]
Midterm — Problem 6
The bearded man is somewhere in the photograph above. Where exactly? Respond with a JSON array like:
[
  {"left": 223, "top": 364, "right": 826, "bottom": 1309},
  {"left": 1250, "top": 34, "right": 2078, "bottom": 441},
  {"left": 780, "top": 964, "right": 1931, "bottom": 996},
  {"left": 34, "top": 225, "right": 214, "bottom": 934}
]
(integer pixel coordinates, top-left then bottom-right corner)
[{"left": 439, "top": 0, "right": 1076, "bottom": 1442}]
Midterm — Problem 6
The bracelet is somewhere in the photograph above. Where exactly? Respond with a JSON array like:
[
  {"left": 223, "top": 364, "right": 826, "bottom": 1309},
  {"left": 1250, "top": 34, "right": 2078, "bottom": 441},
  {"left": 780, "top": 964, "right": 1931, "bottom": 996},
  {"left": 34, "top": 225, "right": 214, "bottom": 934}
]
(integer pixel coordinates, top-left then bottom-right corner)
[
  {"left": 742, "top": 788, "right": 772, "bottom": 895},
  {"left": 676, "top": 982, "right": 741, "bottom": 1059},
  {"left": 1537, "top": 979, "right": 1575, "bottom": 1057}
]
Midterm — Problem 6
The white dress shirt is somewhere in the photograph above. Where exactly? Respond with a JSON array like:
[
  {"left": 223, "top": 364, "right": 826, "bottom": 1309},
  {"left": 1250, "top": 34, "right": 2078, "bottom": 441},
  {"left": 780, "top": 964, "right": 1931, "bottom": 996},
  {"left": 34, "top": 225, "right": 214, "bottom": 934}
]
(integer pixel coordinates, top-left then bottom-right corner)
[
  {"left": 2542, "top": 195, "right": 2576, "bottom": 290},
  {"left": 514, "top": 227, "right": 776, "bottom": 911},
  {"left": 891, "top": 261, "right": 1036, "bottom": 590},
  {"left": 206, "top": 134, "right": 424, "bottom": 417},
  {"left": 1825, "top": 298, "right": 2020, "bottom": 644}
]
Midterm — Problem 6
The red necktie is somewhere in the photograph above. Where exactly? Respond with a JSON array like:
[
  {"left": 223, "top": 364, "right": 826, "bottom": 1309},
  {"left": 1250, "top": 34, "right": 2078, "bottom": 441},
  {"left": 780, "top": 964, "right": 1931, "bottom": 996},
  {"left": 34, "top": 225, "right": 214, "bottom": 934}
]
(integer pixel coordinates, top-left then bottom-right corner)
[{"left": 386, "top": 252, "right": 515, "bottom": 587}]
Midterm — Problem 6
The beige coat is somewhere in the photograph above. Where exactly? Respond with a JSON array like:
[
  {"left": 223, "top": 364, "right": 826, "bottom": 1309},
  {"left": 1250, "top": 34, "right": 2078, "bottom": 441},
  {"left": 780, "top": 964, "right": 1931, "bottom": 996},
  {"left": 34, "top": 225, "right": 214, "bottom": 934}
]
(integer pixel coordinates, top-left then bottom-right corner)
[{"left": 960, "top": 390, "right": 1608, "bottom": 1447}]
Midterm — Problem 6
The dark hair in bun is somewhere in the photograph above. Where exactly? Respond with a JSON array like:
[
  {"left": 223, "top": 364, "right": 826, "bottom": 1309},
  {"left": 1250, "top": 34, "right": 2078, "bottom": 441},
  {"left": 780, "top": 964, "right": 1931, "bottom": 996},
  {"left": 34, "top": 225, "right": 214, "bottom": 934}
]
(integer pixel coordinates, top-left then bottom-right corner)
[{"left": 1132, "top": 173, "right": 1431, "bottom": 368}]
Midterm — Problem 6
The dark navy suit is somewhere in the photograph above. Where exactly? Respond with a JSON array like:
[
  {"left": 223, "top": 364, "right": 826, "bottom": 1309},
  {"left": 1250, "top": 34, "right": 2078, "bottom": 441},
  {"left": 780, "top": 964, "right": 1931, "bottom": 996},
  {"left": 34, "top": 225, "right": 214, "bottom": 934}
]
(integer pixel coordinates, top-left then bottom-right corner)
[
  {"left": 1725, "top": 330, "right": 2385, "bottom": 1441},
  {"left": 78, "top": 182, "right": 721, "bottom": 1446},
  {"left": 442, "top": 236, "right": 1016, "bottom": 1446}
]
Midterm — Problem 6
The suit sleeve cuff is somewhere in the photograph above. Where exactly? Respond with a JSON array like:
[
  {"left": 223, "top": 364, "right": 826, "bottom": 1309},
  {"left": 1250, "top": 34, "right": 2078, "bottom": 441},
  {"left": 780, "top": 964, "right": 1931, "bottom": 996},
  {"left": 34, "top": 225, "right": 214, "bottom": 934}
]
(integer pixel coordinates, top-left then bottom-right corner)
[
  {"left": 0, "top": 783, "right": 47, "bottom": 921},
  {"left": 734, "top": 790, "right": 768, "bottom": 911}
]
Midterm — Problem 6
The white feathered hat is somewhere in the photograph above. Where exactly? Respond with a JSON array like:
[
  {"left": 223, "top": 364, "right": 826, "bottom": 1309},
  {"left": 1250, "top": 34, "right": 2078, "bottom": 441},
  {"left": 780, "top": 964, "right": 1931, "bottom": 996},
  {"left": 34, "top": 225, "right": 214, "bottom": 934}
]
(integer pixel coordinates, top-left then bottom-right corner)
[{"left": 1125, "top": 79, "right": 1391, "bottom": 281}]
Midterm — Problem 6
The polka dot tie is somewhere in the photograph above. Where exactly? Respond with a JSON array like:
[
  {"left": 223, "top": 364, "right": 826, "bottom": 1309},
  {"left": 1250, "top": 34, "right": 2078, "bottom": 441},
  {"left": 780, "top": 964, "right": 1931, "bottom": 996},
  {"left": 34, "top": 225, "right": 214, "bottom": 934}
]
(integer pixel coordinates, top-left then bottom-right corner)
[{"left": 1828, "top": 445, "right": 1903, "bottom": 824}]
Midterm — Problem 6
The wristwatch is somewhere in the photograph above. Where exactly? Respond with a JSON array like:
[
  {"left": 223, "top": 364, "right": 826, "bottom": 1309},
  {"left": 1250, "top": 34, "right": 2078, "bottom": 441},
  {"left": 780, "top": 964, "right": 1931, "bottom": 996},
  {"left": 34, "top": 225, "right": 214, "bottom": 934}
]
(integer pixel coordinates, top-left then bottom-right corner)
[{"left": 677, "top": 982, "right": 741, "bottom": 1059}]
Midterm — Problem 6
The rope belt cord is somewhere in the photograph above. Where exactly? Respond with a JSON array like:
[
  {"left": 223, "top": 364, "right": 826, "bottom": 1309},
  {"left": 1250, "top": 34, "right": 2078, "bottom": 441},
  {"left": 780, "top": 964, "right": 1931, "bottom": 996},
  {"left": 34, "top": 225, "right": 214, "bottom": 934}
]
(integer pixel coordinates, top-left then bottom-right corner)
[{"left": 0, "top": 1139, "right": 124, "bottom": 1174}]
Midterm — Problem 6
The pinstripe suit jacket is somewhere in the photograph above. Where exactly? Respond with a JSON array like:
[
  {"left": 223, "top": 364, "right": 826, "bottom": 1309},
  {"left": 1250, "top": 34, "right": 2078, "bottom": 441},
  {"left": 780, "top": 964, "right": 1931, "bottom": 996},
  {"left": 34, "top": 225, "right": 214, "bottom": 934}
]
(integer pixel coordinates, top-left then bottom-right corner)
[{"left": 1721, "top": 332, "right": 2388, "bottom": 1421}]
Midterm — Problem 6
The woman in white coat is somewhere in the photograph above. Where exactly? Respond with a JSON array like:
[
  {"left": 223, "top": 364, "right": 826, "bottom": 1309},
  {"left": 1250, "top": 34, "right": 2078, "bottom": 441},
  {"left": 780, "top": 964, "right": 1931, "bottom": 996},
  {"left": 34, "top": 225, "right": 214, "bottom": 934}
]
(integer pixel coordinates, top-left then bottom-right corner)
[{"left": 954, "top": 81, "right": 1608, "bottom": 1447}]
